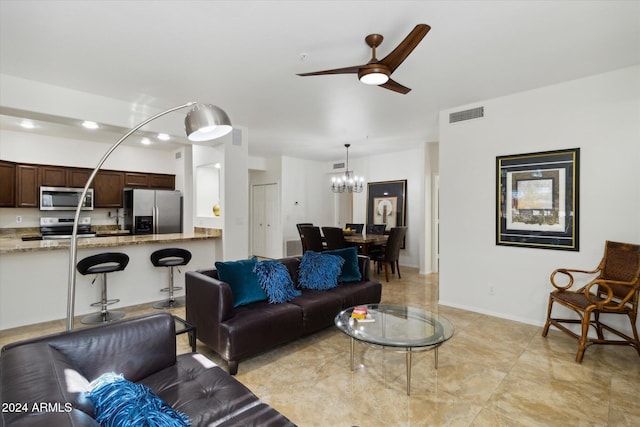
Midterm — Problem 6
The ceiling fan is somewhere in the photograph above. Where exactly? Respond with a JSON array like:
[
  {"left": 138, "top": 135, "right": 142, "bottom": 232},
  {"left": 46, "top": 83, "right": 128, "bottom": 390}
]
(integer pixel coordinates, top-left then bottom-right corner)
[{"left": 297, "top": 24, "right": 431, "bottom": 94}]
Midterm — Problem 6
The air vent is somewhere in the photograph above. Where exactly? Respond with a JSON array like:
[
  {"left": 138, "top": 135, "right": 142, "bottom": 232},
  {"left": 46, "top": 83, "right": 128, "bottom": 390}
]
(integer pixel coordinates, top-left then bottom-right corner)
[
  {"left": 232, "top": 128, "right": 242, "bottom": 146},
  {"left": 333, "top": 162, "right": 345, "bottom": 170},
  {"left": 175, "top": 151, "right": 182, "bottom": 159},
  {"left": 449, "top": 107, "right": 484, "bottom": 123},
  {"left": 285, "top": 240, "right": 302, "bottom": 256}
]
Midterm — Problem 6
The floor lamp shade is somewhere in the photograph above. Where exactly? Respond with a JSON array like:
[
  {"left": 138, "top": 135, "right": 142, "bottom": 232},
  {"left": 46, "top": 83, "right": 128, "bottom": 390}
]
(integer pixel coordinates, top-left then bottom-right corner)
[
  {"left": 185, "top": 104, "right": 232, "bottom": 141},
  {"left": 67, "top": 102, "right": 231, "bottom": 330}
]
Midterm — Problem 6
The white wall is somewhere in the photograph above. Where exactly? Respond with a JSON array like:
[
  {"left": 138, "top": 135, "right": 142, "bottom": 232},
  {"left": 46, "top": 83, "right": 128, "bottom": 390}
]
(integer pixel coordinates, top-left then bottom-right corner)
[
  {"left": 439, "top": 66, "right": 640, "bottom": 332},
  {"left": 281, "top": 156, "right": 334, "bottom": 243}
]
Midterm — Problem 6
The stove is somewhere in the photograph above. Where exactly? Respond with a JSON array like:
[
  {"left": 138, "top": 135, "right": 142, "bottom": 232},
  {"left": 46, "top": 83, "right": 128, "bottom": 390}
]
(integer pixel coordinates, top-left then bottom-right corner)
[{"left": 40, "top": 217, "right": 96, "bottom": 239}]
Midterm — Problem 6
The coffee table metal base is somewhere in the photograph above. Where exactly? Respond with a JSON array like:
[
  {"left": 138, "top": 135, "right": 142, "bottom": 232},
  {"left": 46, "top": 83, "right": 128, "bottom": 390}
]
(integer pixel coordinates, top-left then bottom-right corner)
[{"left": 349, "top": 337, "right": 440, "bottom": 395}]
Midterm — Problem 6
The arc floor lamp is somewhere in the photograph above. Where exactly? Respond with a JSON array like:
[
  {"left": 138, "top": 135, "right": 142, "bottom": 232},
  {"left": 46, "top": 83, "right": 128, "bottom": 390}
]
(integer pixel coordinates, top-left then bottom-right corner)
[{"left": 66, "top": 102, "right": 232, "bottom": 330}]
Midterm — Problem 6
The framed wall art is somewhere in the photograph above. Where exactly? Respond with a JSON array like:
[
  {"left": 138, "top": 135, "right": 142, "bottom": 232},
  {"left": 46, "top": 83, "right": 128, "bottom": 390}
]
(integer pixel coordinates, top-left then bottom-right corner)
[
  {"left": 496, "top": 148, "right": 580, "bottom": 251},
  {"left": 367, "top": 180, "right": 407, "bottom": 232}
]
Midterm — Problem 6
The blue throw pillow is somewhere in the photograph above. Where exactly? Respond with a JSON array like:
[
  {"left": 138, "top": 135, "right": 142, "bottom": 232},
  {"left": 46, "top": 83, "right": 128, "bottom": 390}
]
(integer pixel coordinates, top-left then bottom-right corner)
[
  {"left": 88, "top": 372, "right": 190, "bottom": 427},
  {"left": 253, "top": 260, "right": 301, "bottom": 303},
  {"left": 324, "top": 247, "right": 362, "bottom": 282},
  {"left": 215, "top": 257, "right": 267, "bottom": 307},
  {"left": 298, "top": 250, "right": 344, "bottom": 290}
]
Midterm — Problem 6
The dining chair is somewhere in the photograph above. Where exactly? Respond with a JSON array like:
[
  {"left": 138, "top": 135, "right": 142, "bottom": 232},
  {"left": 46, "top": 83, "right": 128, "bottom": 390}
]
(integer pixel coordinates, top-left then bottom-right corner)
[
  {"left": 296, "top": 223, "right": 313, "bottom": 252},
  {"left": 300, "top": 226, "right": 325, "bottom": 252},
  {"left": 345, "top": 223, "right": 364, "bottom": 233},
  {"left": 371, "top": 227, "right": 407, "bottom": 282},
  {"left": 542, "top": 240, "right": 640, "bottom": 362},
  {"left": 322, "top": 227, "right": 347, "bottom": 250},
  {"left": 366, "top": 224, "right": 386, "bottom": 235}
]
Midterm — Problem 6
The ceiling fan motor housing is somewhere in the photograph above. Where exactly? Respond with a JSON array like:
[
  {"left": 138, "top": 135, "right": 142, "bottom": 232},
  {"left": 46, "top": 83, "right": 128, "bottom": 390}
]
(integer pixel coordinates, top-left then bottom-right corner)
[{"left": 358, "top": 64, "right": 390, "bottom": 85}]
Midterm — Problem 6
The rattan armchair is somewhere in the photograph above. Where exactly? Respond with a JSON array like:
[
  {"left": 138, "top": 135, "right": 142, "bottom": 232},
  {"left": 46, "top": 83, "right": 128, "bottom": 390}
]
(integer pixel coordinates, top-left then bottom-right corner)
[{"left": 542, "top": 241, "right": 640, "bottom": 362}]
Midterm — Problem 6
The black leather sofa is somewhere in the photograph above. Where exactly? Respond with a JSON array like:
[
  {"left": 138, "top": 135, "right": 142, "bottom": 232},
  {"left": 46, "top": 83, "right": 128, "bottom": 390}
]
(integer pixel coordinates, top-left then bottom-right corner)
[
  {"left": 0, "top": 312, "right": 294, "bottom": 427},
  {"left": 186, "top": 255, "right": 382, "bottom": 375}
]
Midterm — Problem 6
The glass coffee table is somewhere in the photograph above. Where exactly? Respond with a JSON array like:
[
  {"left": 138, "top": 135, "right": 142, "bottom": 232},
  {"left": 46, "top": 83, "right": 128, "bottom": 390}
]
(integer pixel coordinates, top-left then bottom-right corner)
[
  {"left": 335, "top": 304, "right": 454, "bottom": 395},
  {"left": 173, "top": 315, "right": 196, "bottom": 352}
]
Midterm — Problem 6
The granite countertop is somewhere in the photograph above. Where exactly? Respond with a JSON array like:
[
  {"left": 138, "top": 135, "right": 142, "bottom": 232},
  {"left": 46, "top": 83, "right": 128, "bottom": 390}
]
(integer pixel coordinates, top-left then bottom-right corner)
[{"left": 0, "top": 228, "right": 222, "bottom": 254}]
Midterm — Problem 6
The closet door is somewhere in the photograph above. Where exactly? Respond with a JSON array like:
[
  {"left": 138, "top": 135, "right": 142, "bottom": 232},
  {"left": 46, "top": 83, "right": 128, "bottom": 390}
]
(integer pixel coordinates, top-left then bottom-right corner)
[
  {"left": 252, "top": 185, "right": 267, "bottom": 257},
  {"left": 251, "top": 183, "right": 279, "bottom": 258},
  {"left": 263, "top": 183, "right": 280, "bottom": 257}
]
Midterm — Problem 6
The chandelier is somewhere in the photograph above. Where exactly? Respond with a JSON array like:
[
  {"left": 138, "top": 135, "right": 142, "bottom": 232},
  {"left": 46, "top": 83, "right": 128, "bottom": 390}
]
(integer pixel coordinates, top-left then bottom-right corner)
[{"left": 331, "top": 144, "right": 364, "bottom": 193}]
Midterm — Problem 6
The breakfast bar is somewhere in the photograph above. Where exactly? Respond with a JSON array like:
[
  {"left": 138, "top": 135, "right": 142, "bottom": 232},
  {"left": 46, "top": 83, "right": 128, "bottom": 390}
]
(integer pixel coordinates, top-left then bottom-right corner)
[{"left": 0, "top": 230, "right": 221, "bottom": 330}]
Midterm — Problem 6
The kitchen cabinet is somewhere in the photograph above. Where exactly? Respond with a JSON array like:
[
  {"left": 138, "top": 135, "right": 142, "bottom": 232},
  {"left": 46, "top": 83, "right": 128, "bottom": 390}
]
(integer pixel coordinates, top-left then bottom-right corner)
[
  {"left": 124, "top": 172, "right": 150, "bottom": 188},
  {"left": 67, "top": 168, "right": 92, "bottom": 188},
  {"left": 40, "top": 165, "right": 92, "bottom": 188},
  {"left": 94, "top": 170, "right": 125, "bottom": 208},
  {"left": 0, "top": 161, "right": 16, "bottom": 207},
  {"left": 149, "top": 173, "right": 175, "bottom": 190},
  {"left": 16, "top": 164, "right": 39, "bottom": 207},
  {"left": 0, "top": 160, "right": 173, "bottom": 209},
  {"left": 39, "top": 166, "right": 67, "bottom": 187}
]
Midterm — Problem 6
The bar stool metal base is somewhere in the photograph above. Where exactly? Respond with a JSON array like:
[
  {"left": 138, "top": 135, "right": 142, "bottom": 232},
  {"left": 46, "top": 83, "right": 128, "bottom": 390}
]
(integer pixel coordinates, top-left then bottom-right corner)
[
  {"left": 153, "top": 297, "right": 185, "bottom": 309},
  {"left": 81, "top": 310, "right": 125, "bottom": 324}
]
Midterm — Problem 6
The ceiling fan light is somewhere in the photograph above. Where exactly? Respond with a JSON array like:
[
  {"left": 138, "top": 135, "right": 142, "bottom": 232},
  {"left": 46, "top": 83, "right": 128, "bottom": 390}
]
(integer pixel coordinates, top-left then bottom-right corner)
[
  {"left": 359, "top": 67, "right": 390, "bottom": 85},
  {"left": 185, "top": 104, "right": 232, "bottom": 142}
]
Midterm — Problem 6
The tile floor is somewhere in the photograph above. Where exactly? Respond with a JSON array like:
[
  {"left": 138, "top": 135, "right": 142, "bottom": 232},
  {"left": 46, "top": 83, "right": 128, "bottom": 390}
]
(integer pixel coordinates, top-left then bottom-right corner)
[{"left": 1, "top": 267, "right": 639, "bottom": 426}]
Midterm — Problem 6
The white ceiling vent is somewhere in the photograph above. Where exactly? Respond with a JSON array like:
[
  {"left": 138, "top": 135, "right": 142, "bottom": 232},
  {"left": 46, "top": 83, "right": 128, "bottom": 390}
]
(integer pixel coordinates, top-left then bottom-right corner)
[
  {"left": 449, "top": 107, "right": 484, "bottom": 123},
  {"left": 333, "top": 162, "right": 345, "bottom": 170}
]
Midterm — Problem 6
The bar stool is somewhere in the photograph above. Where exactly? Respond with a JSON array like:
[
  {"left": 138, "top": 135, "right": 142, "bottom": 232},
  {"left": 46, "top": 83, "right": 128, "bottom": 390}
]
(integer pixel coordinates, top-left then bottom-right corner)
[
  {"left": 77, "top": 252, "right": 129, "bottom": 324},
  {"left": 150, "top": 248, "right": 192, "bottom": 309}
]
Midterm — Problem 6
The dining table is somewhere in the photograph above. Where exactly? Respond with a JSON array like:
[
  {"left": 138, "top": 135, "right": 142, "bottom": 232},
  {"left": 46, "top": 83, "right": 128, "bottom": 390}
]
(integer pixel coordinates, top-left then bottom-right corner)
[{"left": 343, "top": 233, "right": 388, "bottom": 255}]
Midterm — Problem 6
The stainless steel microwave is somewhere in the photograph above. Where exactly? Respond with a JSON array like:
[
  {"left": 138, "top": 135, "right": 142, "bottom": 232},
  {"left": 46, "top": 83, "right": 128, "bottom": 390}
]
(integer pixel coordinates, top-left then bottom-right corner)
[{"left": 40, "top": 186, "right": 94, "bottom": 211}]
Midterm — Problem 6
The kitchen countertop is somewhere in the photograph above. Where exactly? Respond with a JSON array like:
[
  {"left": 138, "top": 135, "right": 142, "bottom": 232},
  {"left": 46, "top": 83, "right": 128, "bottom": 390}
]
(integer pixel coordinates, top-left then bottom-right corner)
[{"left": 0, "top": 229, "right": 222, "bottom": 254}]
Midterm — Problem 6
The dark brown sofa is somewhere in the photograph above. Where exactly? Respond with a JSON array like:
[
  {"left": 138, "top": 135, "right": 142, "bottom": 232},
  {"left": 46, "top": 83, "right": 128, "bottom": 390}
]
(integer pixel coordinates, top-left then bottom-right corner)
[
  {"left": 186, "top": 255, "right": 382, "bottom": 375},
  {"left": 0, "top": 312, "right": 294, "bottom": 427}
]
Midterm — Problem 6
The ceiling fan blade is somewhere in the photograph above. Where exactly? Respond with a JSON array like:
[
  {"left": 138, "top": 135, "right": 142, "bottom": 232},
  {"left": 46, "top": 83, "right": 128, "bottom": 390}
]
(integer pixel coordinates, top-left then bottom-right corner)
[
  {"left": 297, "top": 65, "right": 362, "bottom": 77},
  {"left": 380, "top": 24, "right": 430, "bottom": 73},
  {"left": 379, "top": 79, "right": 411, "bottom": 94}
]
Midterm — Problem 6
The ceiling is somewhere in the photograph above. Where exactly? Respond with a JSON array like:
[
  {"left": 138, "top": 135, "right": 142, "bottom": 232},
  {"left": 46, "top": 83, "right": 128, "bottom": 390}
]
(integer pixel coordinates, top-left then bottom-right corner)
[{"left": 1, "top": 1, "right": 639, "bottom": 162}]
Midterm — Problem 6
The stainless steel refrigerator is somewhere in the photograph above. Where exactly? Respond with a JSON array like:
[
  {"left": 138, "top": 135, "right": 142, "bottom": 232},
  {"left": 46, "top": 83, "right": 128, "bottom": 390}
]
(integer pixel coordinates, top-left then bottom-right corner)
[{"left": 123, "top": 189, "right": 183, "bottom": 234}]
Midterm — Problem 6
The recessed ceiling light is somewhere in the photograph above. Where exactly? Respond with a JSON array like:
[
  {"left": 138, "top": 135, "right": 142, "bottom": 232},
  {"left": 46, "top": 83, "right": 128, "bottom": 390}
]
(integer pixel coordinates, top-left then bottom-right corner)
[
  {"left": 157, "top": 133, "right": 170, "bottom": 141},
  {"left": 82, "top": 120, "right": 99, "bottom": 130},
  {"left": 141, "top": 138, "right": 151, "bottom": 145},
  {"left": 20, "top": 120, "right": 35, "bottom": 129}
]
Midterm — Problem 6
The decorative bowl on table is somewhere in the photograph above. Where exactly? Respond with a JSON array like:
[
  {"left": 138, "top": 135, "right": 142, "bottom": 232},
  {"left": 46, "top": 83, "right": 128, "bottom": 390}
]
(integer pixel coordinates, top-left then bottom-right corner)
[{"left": 343, "top": 230, "right": 355, "bottom": 236}]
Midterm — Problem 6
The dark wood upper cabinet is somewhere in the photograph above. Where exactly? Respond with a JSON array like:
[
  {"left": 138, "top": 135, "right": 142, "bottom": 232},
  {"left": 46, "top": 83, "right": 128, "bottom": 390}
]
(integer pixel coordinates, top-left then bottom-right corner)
[
  {"left": 0, "top": 161, "right": 174, "bottom": 208},
  {"left": 149, "top": 174, "right": 175, "bottom": 190},
  {"left": 93, "top": 171, "right": 125, "bottom": 208},
  {"left": 39, "top": 166, "right": 67, "bottom": 187},
  {"left": 67, "top": 168, "right": 92, "bottom": 188},
  {"left": 124, "top": 172, "right": 150, "bottom": 188},
  {"left": 0, "top": 161, "right": 16, "bottom": 207},
  {"left": 16, "top": 164, "right": 39, "bottom": 207}
]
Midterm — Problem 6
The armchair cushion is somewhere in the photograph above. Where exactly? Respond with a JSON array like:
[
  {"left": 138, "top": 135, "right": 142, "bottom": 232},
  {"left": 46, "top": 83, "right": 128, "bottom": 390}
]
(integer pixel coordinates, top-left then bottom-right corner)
[
  {"left": 215, "top": 258, "right": 267, "bottom": 307},
  {"left": 324, "top": 247, "right": 362, "bottom": 282},
  {"left": 298, "top": 250, "right": 344, "bottom": 290},
  {"left": 254, "top": 260, "right": 301, "bottom": 303}
]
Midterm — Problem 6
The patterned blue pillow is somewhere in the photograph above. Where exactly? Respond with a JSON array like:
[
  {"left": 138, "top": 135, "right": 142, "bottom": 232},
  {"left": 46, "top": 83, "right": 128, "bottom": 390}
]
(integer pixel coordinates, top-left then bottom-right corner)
[
  {"left": 215, "top": 257, "right": 267, "bottom": 307},
  {"left": 298, "top": 250, "right": 344, "bottom": 290},
  {"left": 88, "top": 372, "right": 190, "bottom": 426},
  {"left": 253, "top": 260, "right": 301, "bottom": 303}
]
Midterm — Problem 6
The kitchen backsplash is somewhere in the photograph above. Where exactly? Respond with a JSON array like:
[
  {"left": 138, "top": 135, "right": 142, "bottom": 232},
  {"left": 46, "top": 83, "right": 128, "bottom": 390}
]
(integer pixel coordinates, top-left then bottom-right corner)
[{"left": 0, "top": 208, "right": 123, "bottom": 229}]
